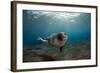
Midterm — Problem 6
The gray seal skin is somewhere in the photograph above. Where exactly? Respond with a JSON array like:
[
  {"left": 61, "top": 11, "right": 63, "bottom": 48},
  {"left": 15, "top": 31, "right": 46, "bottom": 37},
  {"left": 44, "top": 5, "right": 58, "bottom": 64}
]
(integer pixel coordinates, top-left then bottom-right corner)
[{"left": 38, "top": 32, "right": 68, "bottom": 52}]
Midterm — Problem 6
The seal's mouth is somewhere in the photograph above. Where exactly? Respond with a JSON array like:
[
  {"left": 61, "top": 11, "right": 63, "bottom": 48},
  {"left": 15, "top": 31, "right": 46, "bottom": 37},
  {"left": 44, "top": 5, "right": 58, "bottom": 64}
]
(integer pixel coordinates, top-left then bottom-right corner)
[
  {"left": 63, "top": 37, "right": 67, "bottom": 40},
  {"left": 61, "top": 36, "right": 67, "bottom": 41}
]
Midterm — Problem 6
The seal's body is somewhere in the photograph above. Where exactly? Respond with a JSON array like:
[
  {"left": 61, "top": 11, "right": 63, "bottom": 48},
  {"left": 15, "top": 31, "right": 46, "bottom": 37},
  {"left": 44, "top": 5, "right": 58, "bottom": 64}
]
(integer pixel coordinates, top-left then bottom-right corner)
[{"left": 38, "top": 32, "right": 68, "bottom": 52}]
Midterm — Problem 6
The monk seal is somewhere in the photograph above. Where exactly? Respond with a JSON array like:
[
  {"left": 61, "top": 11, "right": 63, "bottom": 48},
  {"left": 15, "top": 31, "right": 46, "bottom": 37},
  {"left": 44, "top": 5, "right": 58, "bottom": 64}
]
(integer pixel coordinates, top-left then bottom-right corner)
[{"left": 38, "top": 32, "right": 68, "bottom": 52}]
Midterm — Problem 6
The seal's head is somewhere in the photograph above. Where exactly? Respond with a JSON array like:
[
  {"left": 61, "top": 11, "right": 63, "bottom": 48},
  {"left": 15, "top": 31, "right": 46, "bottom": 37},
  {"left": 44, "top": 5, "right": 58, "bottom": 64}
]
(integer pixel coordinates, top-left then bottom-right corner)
[
  {"left": 48, "top": 32, "right": 68, "bottom": 48},
  {"left": 57, "top": 32, "right": 67, "bottom": 42}
]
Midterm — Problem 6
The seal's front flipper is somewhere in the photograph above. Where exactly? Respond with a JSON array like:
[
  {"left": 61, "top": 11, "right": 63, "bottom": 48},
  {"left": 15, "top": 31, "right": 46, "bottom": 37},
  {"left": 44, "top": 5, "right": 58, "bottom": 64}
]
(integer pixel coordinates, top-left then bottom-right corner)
[{"left": 59, "top": 47, "right": 63, "bottom": 52}]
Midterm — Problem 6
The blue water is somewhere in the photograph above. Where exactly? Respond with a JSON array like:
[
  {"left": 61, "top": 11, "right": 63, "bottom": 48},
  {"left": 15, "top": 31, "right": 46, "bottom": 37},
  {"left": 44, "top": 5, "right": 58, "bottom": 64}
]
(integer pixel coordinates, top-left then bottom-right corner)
[{"left": 23, "top": 10, "right": 91, "bottom": 48}]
